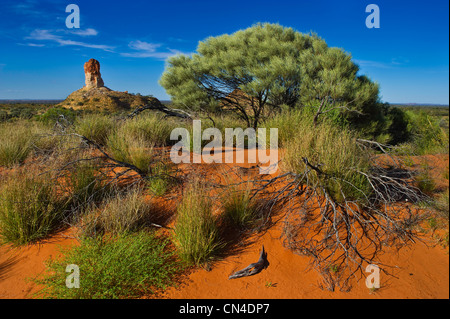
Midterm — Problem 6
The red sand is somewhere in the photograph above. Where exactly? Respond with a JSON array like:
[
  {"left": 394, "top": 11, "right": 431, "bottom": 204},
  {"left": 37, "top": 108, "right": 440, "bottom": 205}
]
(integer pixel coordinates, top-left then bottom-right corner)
[
  {"left": 0, "top": 229, "right": 77, "bottom": 298},
  {"left": 0, "top": 152, "right": 448, "bottom": 299}
]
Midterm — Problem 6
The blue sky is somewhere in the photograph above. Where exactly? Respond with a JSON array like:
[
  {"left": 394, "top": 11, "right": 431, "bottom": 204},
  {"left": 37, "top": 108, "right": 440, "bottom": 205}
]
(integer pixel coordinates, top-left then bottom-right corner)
[{"left": 0, "top": 0, "right": 448, "bottom": 104}]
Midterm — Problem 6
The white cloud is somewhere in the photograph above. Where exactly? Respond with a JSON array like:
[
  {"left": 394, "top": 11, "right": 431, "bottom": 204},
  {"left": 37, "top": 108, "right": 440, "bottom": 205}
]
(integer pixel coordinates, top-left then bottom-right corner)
[
  {"left": 121, "top": 40, "right": 185, "bottom": 59},
  {"left": 354, "top": 59, "right": 393, "bottom": 69},
  {"left": 70, "top": 28, "right": 99, "bottom": 37},
  {"left": 354, "top": 57, "right": 410, "bottom": 69},
  {"left": 391, "top": 57, "right": 410, "bottom": 65},
  {"left": 26, "top": 29, "right": 59, "bottom": 41},
  {"left": 25, "top": 29, "right": 114, "bottom": 52},
  {"left": 18, "top": 43, "right": 45, "bottom": 47},
  {"left": 128, "top": 40, "right": 162, "bottom": 52}
]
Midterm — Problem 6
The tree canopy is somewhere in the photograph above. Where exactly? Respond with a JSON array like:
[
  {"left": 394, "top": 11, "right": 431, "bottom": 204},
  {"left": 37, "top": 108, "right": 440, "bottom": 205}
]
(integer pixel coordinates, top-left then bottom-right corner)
[{"left": 160, "top": 23, "right": 383, "bottom": 130}]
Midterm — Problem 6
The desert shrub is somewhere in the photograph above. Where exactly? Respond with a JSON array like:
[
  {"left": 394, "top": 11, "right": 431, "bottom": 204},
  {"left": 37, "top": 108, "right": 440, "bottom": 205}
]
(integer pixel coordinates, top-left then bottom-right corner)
[
  {"left": 34, "top": 231, "right": 183, "bottom": 299},
  {"left": 222, "top": 183, "right": 260, "bottom": 229},
  {"left": 173, "top": 181, "right": 223, "bottom": 265},
  {"left": 282, "top": 116, "right": 371, "bottom": 202},
  {"left": 0, "top": 121, "right": 67, "bottom": 164},
  {"left": 25, "top": 121, "right": 64, "bottom": 156},
  {"left": 75, "top": 114, "right": 116, "bottom": 146},
  {"left": 38, "top": 107, "right": 78, "bottom": 126},
  {"left": 0, "top": 110, "right": 9, "bottom": 122},
  {"left": 0, "top": 122, "right": 32, "bottom": 167},
  {"left": 405, "top": 110, "right": 448, "bottom": 155},
  {"left": 31, "top": 131, "right": 61, "bottom": 156},
  {"left": 385, "top": 106, "right": 412, "bottom": 145},
  {"left": 0, "top": 171, "right": 67, "bottom": 245},
  {"left": 8, "top": 106, "right": 36, "bottom": 120},
  {"left": 107, "top": 126, "right": 153, "bottom": 174}
]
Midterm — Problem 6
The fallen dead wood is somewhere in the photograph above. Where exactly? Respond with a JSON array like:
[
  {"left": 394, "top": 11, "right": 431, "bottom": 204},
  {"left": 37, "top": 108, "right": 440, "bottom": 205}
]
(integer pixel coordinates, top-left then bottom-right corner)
[{"left": 228, "top": 246, "right": 269, "bottom": 279}]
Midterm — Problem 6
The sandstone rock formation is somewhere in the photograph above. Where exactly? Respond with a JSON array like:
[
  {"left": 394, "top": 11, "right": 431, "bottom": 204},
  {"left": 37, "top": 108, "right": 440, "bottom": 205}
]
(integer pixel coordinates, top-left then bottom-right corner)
[
  {"left": 58, "top": 59, "right": 163, "bottom": 111},
  {"left": 84, "top": 58, "right": 104, "bottom": 89}
]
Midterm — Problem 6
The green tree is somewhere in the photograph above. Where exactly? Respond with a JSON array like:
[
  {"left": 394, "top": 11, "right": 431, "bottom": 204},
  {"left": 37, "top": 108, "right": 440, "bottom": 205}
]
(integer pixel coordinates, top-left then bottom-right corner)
[
  {"left": 298, "top": 41, "right": 381, "bottom": 128},
  {"left": 160, "top": 23, "right": 382, "bottom": 129}
]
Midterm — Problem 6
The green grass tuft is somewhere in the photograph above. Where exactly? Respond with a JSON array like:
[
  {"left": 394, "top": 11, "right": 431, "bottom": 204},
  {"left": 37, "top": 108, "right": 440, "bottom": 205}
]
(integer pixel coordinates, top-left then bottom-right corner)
[
  {"left": 222, "top": 183, "right": 260, "bottom": 229},
  {"left": 0, "top": 122, "right": 32, "bottom": 167},
  {"left": 107, "top": 126, "right": 154, "bottom": 175},
  {"left": 173, "top": 181, "right": 224, "bottom": 265},
  {"left": 0, "top": 171, "right": 67, "bottom": 245},
  {"left": 74, "top": 114, "right": 116, "bottom": 146}
]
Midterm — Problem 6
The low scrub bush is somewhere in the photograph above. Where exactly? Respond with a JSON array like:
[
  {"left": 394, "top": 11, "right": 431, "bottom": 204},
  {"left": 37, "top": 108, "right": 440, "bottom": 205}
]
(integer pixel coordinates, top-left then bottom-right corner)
[
  {"left": 415, "top": 164, "right": 436, "bottom": 195},
  {"left": 263, "top": 109, "right": 313, "bottom": 147},
  {"left": 38, "top": 107, "right": 78, "bottom": 126},
  {"left": 34, "top": 231, "right": 183, "bottom": 299},
  {"left": 405, "top": 110, "right": 448, "bottom": 155},
  {"left": 69, "top": 160, "right": 108, "bottom": 206},
  {"left": 433, "top": 189, "right": 449, "bottom": 219}
]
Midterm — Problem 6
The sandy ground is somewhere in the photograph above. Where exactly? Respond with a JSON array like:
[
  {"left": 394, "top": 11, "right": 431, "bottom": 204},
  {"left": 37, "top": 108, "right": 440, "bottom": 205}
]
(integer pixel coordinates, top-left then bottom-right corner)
[
  {"left": 0, "top": 152, "right": 448, "bottom": 299},
  {"left": 0, "top": 230, "right": 76, "bottom": 298}
]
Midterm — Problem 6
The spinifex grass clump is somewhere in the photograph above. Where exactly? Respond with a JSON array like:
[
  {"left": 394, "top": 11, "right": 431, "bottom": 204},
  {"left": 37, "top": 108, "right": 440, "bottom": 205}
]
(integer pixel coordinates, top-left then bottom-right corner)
[
  {"left": 120, "top": 112, "right": 180, "bottom": 147},
  {"left": 81, "top": 187, "right": 153, "bottom": 237},
  {"left": 69, "top": 160, "right": 107, "bottom": 206},
  {"left": 0, "top": 171, "right": 67, "bottom": 245},
  {"left": 173, "top": 181, "right": 223, "bottom": 265},
  {"left": 75, "top": 113, "right": 116, "bottom": 146},
  {"left": 222, "top": 183, "right": 261, "bottom": 229},
  {"left": 0, "top": 122, "right": 32, "bottom": 167},
  {"left": 34, "top": 231, "right": 182, "bottom": 299},
  {"left": 147, "top": 162, "right": 177, "bottom": 196},
  {"left": 107, "top": 126, "right": 154, "bottom": 175},
  {"left": 282, "top": 115, "right": 372, "bottom": 202}
]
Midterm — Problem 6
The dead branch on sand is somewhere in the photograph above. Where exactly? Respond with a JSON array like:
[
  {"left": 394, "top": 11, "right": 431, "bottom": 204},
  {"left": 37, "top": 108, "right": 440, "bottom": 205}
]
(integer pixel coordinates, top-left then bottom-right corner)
[
  {"left": 229, "top": 246, "right": 269, "bottom": 279},
  {"left": 255, "top": 141, "right": 429, "bottom": 292}
]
